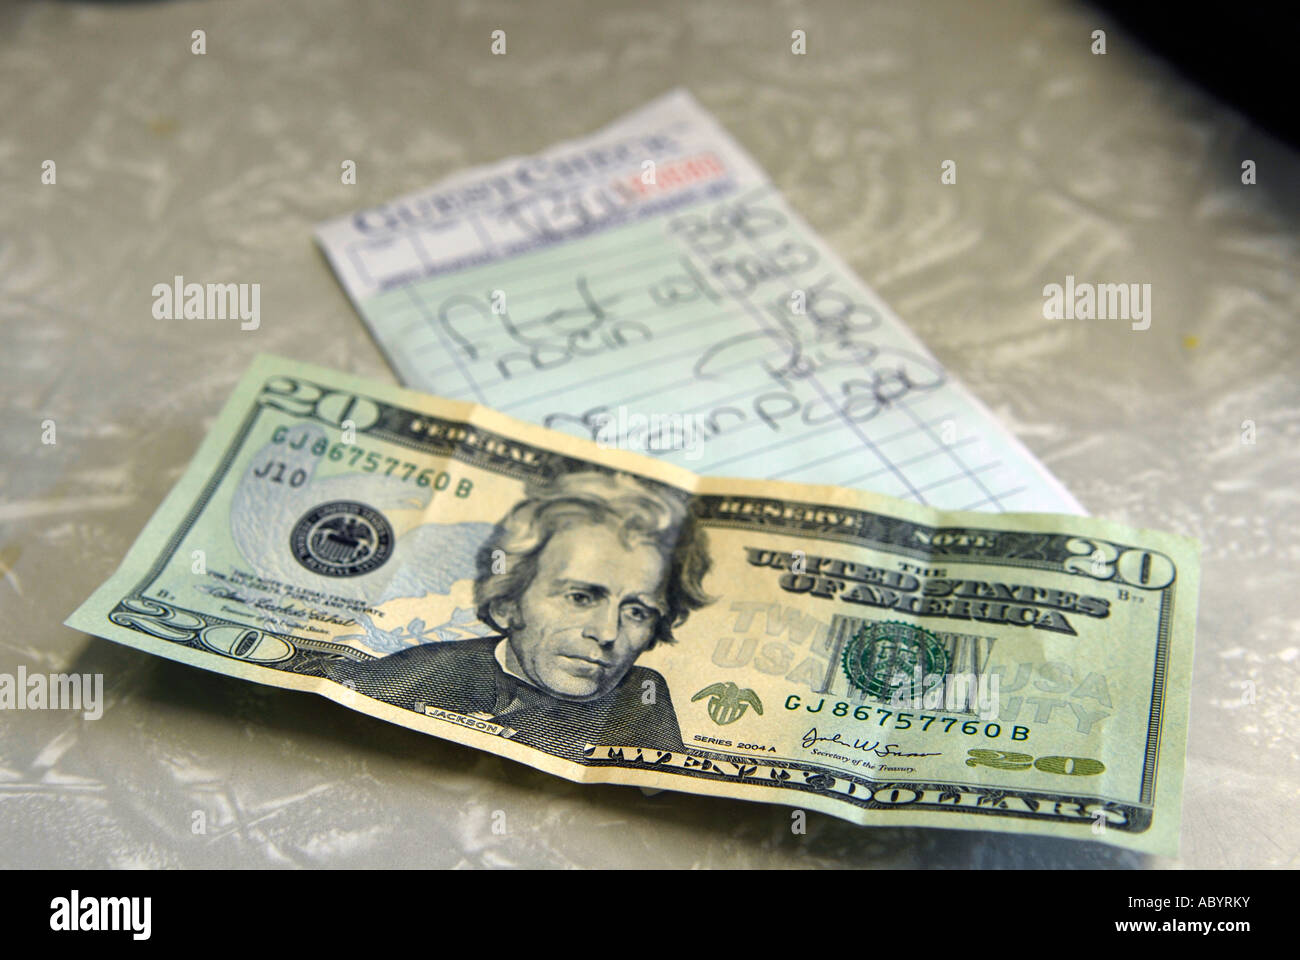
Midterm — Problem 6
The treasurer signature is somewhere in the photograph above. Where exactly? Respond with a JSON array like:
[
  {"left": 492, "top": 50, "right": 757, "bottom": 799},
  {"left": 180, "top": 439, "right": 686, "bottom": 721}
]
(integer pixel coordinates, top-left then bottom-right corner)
[{"left": 800, "top": 727, "right": 941, "bottom": 759}]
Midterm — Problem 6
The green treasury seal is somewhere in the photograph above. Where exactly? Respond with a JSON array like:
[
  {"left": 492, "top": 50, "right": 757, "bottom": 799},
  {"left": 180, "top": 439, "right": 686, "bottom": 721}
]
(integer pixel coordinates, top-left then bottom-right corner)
[{"left": 841, "top": 620, "right": 949, "bottom": 699}]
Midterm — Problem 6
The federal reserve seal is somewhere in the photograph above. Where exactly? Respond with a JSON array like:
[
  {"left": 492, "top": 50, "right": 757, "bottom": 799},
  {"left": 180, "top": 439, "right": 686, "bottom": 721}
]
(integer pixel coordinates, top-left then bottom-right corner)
[
  {"left": 290, "top": 501, "right": 394, "bottom": 577},
  {"left": 841, "top": 620, "right": 949, "bottom": 699}
]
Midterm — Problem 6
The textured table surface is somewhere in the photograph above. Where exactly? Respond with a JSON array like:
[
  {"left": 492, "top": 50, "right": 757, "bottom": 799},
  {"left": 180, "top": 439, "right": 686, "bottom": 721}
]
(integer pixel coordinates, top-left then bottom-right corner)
[{"left": 1, "top": 0, "right": 1296, "bottom": 869}]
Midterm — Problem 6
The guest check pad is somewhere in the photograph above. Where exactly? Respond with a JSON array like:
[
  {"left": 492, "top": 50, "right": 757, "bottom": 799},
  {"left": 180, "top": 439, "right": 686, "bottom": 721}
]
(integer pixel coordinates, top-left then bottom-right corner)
[{"left": 316, "top": 90, "right": 1082, "bottom": 514}]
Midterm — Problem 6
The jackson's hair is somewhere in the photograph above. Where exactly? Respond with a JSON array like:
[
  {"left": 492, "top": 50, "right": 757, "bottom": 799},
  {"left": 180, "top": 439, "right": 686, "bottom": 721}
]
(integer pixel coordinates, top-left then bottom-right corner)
[{"left": 474, "top": 471, "right": 712, "bottom": 645}]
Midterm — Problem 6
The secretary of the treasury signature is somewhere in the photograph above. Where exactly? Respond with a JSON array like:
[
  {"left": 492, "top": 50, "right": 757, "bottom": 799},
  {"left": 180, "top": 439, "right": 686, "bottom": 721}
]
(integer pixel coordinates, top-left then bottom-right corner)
[{"left": 801, "top": 727, "right": 942, "bottom": 759}]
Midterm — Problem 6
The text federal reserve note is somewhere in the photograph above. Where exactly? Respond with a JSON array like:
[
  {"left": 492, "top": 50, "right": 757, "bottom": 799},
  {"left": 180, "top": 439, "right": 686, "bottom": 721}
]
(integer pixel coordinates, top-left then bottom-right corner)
[{"left": 66, "top": 355, "right": 1198, "bottom": 853}]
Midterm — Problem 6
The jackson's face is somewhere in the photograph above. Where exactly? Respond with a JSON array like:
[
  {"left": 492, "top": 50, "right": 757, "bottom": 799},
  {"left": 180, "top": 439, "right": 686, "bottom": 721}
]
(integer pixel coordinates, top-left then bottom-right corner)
[{"left": 495, "top": 522, "right": 668, "bottom": 700}]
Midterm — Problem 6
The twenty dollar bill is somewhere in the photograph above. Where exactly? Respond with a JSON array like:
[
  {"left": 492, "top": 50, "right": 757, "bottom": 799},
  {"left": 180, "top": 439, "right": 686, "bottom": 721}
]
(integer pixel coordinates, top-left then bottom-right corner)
[{"left": 67, "top": 355, "right": 1199, "bottom": 853}]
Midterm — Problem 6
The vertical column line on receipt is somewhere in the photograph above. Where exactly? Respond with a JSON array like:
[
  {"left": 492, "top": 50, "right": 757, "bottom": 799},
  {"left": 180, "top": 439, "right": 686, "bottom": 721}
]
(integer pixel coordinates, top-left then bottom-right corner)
[{"left": 403, "top": 285, "right": 489, "bottom": 404}]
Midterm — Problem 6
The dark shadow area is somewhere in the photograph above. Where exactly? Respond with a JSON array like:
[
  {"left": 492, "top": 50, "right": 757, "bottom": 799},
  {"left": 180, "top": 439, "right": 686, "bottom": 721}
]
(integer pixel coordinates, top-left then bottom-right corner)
[{"left": 1089, "top": 2, "right": 1300, "bottom": 148}]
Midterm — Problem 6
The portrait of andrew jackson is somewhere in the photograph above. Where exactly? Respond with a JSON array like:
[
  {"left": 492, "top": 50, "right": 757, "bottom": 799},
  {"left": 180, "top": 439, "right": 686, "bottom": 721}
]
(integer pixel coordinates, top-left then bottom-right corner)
[{"left": 326, "top": 471, "right": 713, "bottom": 759}]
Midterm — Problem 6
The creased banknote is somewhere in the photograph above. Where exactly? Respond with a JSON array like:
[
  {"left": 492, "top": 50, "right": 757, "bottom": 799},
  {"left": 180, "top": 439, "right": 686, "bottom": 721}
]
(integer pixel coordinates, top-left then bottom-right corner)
[{"left": 66, "top": 355, "right": 1199, "bottom": 853}]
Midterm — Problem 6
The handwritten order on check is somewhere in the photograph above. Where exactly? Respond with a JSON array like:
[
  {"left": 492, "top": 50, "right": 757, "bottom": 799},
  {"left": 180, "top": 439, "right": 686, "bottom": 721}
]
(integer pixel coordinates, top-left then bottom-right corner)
[{"left": 315, "top": 90, "right": 1082, "bottom": 515}]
